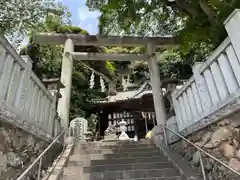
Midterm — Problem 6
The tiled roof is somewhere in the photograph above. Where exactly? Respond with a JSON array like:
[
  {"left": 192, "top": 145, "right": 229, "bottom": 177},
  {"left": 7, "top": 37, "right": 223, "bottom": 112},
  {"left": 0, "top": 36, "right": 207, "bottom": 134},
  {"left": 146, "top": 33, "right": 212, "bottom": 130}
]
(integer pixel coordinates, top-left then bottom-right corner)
[
  {"left": 92, "top": 81, "right": 183, "bottom": 104},
  {"left": 92, "top": 81, "right": 152, "bottom": 104}
]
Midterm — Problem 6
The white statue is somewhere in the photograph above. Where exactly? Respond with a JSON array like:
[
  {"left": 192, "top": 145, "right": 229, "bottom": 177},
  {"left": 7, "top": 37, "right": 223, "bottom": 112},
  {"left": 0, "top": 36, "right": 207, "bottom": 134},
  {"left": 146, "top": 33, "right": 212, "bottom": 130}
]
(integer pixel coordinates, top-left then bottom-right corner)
[{"left": 119, "top": 119, "right": 130, "bottom": 140}]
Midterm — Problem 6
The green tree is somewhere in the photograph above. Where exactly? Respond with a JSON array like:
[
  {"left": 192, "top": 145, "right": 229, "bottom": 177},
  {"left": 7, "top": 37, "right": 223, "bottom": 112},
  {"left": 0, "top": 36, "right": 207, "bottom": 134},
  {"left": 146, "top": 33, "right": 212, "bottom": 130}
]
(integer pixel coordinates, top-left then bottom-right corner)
[
  {"left": 86, "top": 0, "right": 240, "bottom": 62},
  {"left": 1, "top": 0, "right": 68, "bottom": 47},
  {"left": 20, "top": 12, "right": 109, "bottom": 120}
]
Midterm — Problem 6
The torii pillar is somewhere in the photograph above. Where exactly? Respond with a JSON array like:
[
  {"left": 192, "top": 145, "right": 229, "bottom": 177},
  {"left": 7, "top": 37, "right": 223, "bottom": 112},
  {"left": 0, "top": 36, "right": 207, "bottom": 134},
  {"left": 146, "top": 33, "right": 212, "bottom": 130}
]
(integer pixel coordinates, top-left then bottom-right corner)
[
  {"left": 57, "top": 38, "right": 74, "bottom": 128},
  {"left": 147, "top": 43, "right": 167, "bottom": 125}
]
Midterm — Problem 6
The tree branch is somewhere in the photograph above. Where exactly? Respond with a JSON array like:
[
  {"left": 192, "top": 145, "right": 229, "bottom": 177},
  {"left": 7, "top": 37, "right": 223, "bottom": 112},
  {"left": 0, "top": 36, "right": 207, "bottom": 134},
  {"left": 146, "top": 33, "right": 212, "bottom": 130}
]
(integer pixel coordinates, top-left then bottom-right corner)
[
  {"left": 199, "top": 0, "right": 217, "bottom": 24},
  {"left": 174, "top": 0, "right": 198, "bottom": 17}
]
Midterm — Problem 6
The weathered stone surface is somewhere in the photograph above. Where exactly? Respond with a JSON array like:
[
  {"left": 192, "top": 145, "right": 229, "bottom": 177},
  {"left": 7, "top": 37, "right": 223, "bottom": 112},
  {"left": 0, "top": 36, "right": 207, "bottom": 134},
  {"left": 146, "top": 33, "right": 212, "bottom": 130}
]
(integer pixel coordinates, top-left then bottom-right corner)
[
  {"left": 219, "top": 143, "right": 235, "bottom": 160},
  {"left": 191, "top": 151, "right": 200, "bottom": 166},
  {"left": 170, "top": 117, "right": 240, "bottom": 179},
  {"left": 203, "top": 158, "right": 214, "bottom": 172},
  {"left": 195, "top": 131, "right": 212, "bottom": 147},
  {"left": 0, "top": 104, "right": 52, "bottom": 140},
  {"left": 217, "top": 119, "right": 231, "bottom": 127},
  {"left": 235, "top": 149, "right": 240, "bottom": 160},
  {"left": 0, "top": 120, "right": 62, "bottom": 180},
  {"left": 229, "top": 158, "right": 240, "bottom": 171},
  {"left": 204, "top": 127, "right": 232, "bottom": 148}
]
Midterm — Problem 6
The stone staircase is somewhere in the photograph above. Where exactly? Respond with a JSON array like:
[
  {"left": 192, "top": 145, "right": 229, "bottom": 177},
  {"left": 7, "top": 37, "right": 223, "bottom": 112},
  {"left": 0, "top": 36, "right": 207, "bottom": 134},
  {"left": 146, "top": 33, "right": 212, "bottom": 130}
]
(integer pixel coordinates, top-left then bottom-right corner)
[{"left": 61, "top": 140, "right": 187, "bottom": 180}]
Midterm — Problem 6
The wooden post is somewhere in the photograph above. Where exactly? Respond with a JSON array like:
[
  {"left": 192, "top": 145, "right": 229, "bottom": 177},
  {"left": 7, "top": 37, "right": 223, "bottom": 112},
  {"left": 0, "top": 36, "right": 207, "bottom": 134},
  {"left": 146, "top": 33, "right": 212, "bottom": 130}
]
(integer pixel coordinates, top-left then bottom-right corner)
[
  {"left": 57, "top": 38, "right": 74, "bottom": 129},
  {"left": 147, "top": 43, "right": 167, "bottom": 125}
]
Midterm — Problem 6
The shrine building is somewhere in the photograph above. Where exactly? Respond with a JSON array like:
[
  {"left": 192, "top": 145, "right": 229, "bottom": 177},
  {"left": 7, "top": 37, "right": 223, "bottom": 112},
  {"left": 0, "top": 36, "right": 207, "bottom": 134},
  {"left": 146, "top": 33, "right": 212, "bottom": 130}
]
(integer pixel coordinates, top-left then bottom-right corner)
[{"left": 91, "top": 80, "right": 182, "bottom": 140}]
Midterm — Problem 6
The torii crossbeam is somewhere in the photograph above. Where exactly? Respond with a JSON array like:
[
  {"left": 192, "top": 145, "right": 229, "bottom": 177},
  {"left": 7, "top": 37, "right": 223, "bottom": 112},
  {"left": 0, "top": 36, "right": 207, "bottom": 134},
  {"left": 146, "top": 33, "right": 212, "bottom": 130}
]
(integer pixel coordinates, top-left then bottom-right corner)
[
  {"left": 35, "top": 33, "right": 176, "bottom": 47},
  {"left": 70, "top": 52, "right": 148, "bottom": 61},
  {"left": 35, "top": 33, "right": 178, "bottom": 128}
]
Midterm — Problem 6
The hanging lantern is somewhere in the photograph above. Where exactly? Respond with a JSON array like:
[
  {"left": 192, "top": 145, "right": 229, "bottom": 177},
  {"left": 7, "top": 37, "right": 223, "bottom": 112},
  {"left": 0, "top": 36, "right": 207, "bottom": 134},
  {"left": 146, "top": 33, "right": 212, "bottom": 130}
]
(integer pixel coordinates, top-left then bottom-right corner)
[
  {"left": 89, "top": 71, "right": 95, "bottom": 89},
  {"left": 100, "top": 76, "right": 105, "bottom": 92}
]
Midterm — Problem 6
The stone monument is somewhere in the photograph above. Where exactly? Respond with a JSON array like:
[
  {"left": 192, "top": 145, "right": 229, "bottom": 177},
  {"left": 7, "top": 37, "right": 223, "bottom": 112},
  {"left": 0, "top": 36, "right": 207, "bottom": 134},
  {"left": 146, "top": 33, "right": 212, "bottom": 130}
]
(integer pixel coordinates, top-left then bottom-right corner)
[
  {"left": 119, "top": 119, "right": 130, "bottom": 140},
  {"left": 103, "top": 121, "right": 117, "bottom": 141}
]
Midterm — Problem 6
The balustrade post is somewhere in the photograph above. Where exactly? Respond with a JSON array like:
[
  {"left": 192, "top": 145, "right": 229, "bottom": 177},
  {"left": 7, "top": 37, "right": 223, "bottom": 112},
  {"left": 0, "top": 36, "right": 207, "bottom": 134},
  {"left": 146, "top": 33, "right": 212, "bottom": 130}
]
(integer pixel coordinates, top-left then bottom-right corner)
[
  {"left": 171, "top": 91, "right": 183, "bottom": 129},
  {"left": 0, "top": 45, "right": 6, "bottom": 83},
  {"left": 192, "top": 62, "right": 212, "bottom": 113},
  {"left": 49, "top": 94, "right": 57, "bottom": 136},
  {"left": 224, "top": 9, "right": 240, "bottom": 61},
  {"left": 0, "top": 55, "right": 14, "bottom": 101},
  {"left": 15, "top": 56, "right": 32, "bottom": 110}
]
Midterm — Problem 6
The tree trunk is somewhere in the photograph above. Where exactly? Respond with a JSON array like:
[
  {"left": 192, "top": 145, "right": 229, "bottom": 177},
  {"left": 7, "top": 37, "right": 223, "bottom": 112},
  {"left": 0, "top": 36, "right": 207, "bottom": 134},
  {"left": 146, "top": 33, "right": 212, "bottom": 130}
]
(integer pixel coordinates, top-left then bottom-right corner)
[
  {"left": 199, "top": 0, "right": 217, "bottom": 24},
  {"left": 175, "top": 0, "right": 198, "bottom": 17}
]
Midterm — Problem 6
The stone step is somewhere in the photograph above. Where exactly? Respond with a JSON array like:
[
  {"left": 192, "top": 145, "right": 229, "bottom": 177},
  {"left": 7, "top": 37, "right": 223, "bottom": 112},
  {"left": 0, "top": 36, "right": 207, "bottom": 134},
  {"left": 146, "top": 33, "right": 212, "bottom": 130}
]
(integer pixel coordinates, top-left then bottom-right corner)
[
  {"left": 110, "top": 147, "right": 159, "bottom": 153},
  {"left": 73, "top": 148, "right": 113, "bottom": 155},
  {"left": 77, "top": 142, "right": 154, "bottom": 147},
  {"left": 90, "top": 156, "right": 168, "bottom": 166},
  {"left": 69, "top": 154, "right": 105, "bottom": 161},
  {"left": 74, "top": 147, "right": 159, "bottom": 155},
  {"left": 117, "top": 177, "right": 182, "bottom": 180},
  {"left": 83, "top": 162, "right": 173, "bottom": 173},
  {"left": 104, "top": 151, "right": 162, "bottom": 159},
  {"left": 78, "top": 140, "right": 151, "bottom": 146},
  {"left": 62, "top": 174, "right": 181, "bottom": 180},
  {"left": 85, "top": 168, "right": 180, "bottom": 180},
  {"left": 76, "top": 143, "right": 156, "bottom": 151}
]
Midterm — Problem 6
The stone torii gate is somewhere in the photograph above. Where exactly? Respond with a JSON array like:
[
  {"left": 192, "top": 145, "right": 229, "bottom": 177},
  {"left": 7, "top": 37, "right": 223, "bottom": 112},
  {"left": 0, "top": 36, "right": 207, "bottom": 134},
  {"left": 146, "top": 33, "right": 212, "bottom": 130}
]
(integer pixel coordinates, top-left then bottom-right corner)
[{"left": 35, "top": 33, "right": 177, "bottom": 128}]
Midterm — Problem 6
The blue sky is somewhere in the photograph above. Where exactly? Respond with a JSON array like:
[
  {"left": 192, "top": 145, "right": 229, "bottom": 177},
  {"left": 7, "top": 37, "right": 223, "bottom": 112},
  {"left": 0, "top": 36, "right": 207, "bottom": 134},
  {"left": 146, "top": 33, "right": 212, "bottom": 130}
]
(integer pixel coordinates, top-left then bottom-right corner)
[{"left": 60, "top": 0, "right": 100, "bottom": 34}]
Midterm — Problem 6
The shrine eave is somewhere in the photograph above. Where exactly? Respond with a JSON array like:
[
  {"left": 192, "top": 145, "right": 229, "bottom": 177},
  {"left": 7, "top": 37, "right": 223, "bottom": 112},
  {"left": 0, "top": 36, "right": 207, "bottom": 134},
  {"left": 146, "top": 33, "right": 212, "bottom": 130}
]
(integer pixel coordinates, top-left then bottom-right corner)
[
  {"left": 35, "top": 33, "right": 178, "bottom": 47},
  {"left": 91, "top": 92, "right": 153, "bottom": 107}
]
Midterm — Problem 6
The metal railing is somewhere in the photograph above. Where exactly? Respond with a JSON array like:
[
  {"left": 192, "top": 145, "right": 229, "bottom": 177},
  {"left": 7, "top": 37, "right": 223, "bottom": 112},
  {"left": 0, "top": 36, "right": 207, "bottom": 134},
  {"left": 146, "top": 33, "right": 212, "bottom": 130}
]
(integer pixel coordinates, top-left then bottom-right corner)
[
  {"left": 16, "top": 127, "right": 70, "bottom": 180},
  {"left": 161, "top": 124, "right": 240, "bottom": 180}
]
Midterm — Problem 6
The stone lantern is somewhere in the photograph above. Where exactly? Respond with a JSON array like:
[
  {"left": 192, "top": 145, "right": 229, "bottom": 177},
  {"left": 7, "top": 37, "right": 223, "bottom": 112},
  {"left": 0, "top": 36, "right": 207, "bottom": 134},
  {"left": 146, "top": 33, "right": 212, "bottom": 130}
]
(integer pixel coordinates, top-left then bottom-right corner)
[
  {"left": 42, "top": 78, "right": 65, "bottom": 136},
  {"left": 119, "top": 119, "right": 130, "bottom": 140},
  {"left": 42, "top": 78, "right": 65, "bottom": 109}
]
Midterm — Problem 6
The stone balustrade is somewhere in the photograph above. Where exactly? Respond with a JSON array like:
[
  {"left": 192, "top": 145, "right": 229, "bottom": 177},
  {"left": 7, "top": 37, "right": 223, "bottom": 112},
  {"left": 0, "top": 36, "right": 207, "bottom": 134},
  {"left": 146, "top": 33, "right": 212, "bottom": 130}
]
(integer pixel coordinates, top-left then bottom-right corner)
[
  {"left": 171, "top": 9, "right": 240, "bottom": 136},
  {"left": 0, "top": 35, "right": 61, "bottom": 138}
]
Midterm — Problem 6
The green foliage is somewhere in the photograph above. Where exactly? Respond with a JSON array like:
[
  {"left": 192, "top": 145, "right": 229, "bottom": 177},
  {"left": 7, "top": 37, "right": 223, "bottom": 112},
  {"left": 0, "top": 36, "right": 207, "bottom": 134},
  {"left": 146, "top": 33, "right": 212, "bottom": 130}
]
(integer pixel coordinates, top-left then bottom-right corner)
[
  {"left": 20, "top": 12, "right": 108, "bottom": 122},
  {"left": 1, "top": 0, "right": 68, "bottom": 46},
  {"left": 86, "top": 0, "right": 240, "bottom": 65}
]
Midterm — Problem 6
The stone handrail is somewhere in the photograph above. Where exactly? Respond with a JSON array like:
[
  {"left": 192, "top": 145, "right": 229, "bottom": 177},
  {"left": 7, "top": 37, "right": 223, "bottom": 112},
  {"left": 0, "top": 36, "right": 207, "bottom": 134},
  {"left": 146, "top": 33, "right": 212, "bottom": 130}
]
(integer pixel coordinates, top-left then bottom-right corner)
[
  {"left": 0, "top": 35, "right": 60, "bottom": 138},
  {"left": 172, "top": 37, "right": 240, "bottom": 131}
]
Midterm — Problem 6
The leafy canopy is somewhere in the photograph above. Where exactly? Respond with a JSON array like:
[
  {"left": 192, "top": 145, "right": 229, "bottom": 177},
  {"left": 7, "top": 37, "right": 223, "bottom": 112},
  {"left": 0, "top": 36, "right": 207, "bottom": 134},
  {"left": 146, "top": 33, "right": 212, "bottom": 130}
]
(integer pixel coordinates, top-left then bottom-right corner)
[
  {"left": 0, "top": 0, "right": 68, "bottom": 46},
  {"left": 87, "top": 0, "right": 240, "bottom": 59}
]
